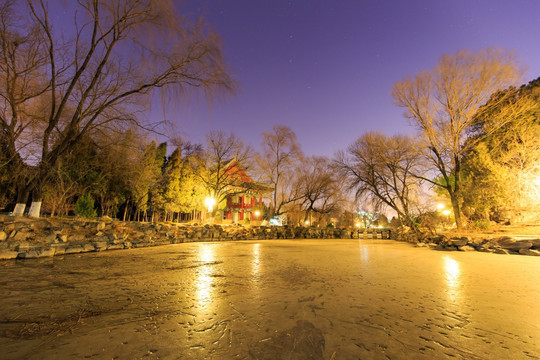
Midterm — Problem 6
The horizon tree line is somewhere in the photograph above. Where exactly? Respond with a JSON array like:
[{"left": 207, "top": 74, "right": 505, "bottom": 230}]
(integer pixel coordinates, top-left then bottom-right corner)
[{"left": 0, "top": 2, "right": 537, "bottom": 229}]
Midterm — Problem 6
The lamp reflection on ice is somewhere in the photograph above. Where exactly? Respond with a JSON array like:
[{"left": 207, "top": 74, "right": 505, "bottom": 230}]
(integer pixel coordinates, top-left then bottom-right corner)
[
  {"left": 252, "top": 243, "right": 261, "bottom": 281},
  {"left": 196, "top": 244, "right": 216, "bottom": 307},
  {"left": 444, "top": 256, "right": 461, "bottom": 304},
  {"left": 358, "top": 243, "right": 369, "bottom": 262}
]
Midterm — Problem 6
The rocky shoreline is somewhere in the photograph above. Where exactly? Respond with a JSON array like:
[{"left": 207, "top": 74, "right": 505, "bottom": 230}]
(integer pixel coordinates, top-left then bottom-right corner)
[
  {"left": 400, "top": 231, "right": 540, "bottom": 256},
  {"left": 0, "top": 216, "right": 366, "bottom": 260},
  {"left": 1, "top": 216, "right": 539, "bottom": 260}
]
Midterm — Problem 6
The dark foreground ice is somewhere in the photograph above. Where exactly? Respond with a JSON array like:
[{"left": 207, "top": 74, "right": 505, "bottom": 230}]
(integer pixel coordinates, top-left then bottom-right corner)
[{"left": 0, "top": 239, "right": 539, "bottom": 359}]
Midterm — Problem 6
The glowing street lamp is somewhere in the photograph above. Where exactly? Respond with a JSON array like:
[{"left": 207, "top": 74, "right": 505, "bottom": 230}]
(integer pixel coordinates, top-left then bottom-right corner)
[
  {"left": 437, "top": 203, "right": 445, "bottom": 211},
  {"left": 204, "top": 197, "right": 216, "bottom": 213},
  {"left": 254, "top": 210, "right": 261, "bottom": 218}
]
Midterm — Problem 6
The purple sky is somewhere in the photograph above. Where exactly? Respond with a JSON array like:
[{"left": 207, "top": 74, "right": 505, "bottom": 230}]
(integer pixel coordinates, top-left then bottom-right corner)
[{"left": 160, "top": 0, "right": 540, "bottom": 156}]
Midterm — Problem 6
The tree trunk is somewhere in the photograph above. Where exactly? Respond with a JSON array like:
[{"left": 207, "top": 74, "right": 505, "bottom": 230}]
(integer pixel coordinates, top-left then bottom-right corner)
[
  {"left": 449, "top": 191, "right": 463, "bottom": 229},
  {"left": 13, "top": 184, "right": 31, "bottom": 216},
  {"left": 123, "top": 200, "right": 129, "bottom": 222},
  {"left": 28, "top": 186, "right": 43, "bottom": 218}
]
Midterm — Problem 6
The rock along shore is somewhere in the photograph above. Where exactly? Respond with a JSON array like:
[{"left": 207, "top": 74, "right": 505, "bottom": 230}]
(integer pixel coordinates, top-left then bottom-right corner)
[
  {"left": 397, "top": 230, "right": 540, "bottom": 256},
  {"left": 0, "top": 216, "right": 376, "bottom": 261},
  {"left": 1, "top": 216, "right": 538, "bottom": 260}
]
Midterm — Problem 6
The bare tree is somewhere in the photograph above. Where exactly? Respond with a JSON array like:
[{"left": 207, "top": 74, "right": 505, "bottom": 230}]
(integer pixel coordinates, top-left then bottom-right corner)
[
  {"left": 256, "top": 125, "right": 303, "bottom": 218},
  {"left": 196, "top": 131, "right": 253, "bottom": 213},
  {"left": 0, "top": 0, "right": 49, "bottom": 213},
  {"left": 296, "top": 156, "right": 341, "bottom": 225},
  {"left": 392, "top": 48, "right": 522, "bottom": 229},
  {"left": 1, "top": 0, "right": 234, "bottom": 216},
  {"left": 335, "top": 133, "right": 424, "bottom": 230}
]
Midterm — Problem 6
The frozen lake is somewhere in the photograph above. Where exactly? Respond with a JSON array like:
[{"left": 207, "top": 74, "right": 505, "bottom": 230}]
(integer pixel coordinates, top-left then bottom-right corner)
[{"left": 0, "top": 239, "right": 539, "bottom": 359}]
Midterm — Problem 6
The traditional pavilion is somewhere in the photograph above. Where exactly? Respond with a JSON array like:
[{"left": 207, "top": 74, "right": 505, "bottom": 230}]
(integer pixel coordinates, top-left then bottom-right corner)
[{"left": 220, "top": 157, "right": 273, "bottom": 223}]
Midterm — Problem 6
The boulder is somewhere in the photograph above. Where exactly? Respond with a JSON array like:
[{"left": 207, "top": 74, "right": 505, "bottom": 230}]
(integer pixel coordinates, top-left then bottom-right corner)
[
  {"left": 0, "top": 250, "right": 18, "bottom": 260},
  {"left": 493, "top": 248, "right": 509, "bottom": 255},
  {"left": 83, "top": 244, "right": 95, "bottom": 252},
  {"left": 458, "top": 245, "right": 476, "bottom": 252},
  {"left": 450, "top": 238, "right": 469, "bottom": 247},
  {"left": 94, "top": 241, "right": 108, "bottom": 251},
  {"left": 529, "top": 239, "right": 540, "bottom": 249},
  {"left": 496, "top": 237, "right": 532, "bottom": 251},
  {"left": 42, "top": 232, "right": 58, "bottom": 244},
  {"left": 107, "top": 244, "right": 124, "bottom": 250},
  {"left": 519, "top": 248, "right": 540, "bottom": 256},
  {"left": 69, "top": 234, "right": 87, "bottom": 242},
  {"left": 18, "top": 251, "right": 40, "bottom": 259},
  {"left": 38, "top": 248, "right": 56, "bottom": 257},
  {"left": 0, "top": 231, "right": 7, "bottom": 241},
  {"left": 65, "top": 246, "right": 84, "bottom": 254},
  {"left": 12, "top": 231, "right": 33, "bottom": 241}
]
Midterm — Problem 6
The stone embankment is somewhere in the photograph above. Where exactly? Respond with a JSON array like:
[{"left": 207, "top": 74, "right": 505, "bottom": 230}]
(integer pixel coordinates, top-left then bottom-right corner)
[
  {"left": 0, "top": 216, "right": 364, "bottom": 260},
  {"left": 399, "top": 231, "right": 540, "bottom": 256}
]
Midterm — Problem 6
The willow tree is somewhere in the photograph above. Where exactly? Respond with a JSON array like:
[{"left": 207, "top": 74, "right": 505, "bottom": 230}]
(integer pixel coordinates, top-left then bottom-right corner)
[
  {"left": 1, "top": 0, "right": 233, "bottom": 216},
  {"left": 392, "top": 49, "right": 522, "bottom": 229},
  {"left": 257, "top": 125, "right": 303, "bottom": 218}
]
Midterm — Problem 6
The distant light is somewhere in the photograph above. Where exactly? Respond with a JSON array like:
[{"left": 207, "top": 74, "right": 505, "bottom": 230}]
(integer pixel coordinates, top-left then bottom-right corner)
[
  {"left": 305, "top": 221, "right": 310, "bottom": 226},
  {"left": 355, "top": 223, "right": 361, "bottom": 228},
  {"left": 442, "top": 209, "right": 451, "bottom": 216},
  {"left": 437, "top": 203, "right": 445, "bottom": 210},
  {"left": 254, "top": 210, "right": 261, "bottom": 217}
]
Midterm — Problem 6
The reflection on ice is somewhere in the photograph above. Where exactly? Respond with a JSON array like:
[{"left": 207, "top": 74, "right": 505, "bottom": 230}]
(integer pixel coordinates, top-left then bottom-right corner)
[
  {"left": 357, "top": 243, "right": 369, "bottom": 262},
  {"left": 196, "top": 244, "right": 215, "bottom": 307},
  {"left": 252, "top": 243, "right": 260, "bottom": 277},
  {"left": 444, "top": 256, "right": 461, "bottom": 304}
]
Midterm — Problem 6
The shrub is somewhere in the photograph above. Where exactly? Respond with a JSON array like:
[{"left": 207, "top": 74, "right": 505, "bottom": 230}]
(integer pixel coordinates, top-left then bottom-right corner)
[
  {"left": 473, "top": 219, "right": 490, "bottom": 230},
  {"left": 75, "top": 194, "right": 97, "bottom": 219}
]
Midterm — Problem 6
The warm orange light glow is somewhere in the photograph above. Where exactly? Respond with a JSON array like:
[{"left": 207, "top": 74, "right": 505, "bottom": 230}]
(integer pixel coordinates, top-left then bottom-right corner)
[
  {"left": 254, "top": 210, "right": 260, "bottom": 217},
  {"left": 204, "top": 197, "right": 216, "bottom": 212},
  {"left": 437, "top": 203, "right": 445, "bottom": 210},
  {"left": 442, "top": 209, "right": 451, "bottom": 216}
]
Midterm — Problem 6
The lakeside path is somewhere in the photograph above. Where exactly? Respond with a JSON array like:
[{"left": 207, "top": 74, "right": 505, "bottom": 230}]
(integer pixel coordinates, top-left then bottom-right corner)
[{"left": 1, "top": 239, "right": 539, "bottom": 359}]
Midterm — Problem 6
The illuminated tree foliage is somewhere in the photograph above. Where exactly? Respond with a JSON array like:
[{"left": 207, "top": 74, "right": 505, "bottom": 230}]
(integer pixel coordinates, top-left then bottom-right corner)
[
  {"left": 392, "top": 49, "right": 522, "bottom": 229},
  {"left": 462, "top": 77, "right": 540, "bottom": 222}
]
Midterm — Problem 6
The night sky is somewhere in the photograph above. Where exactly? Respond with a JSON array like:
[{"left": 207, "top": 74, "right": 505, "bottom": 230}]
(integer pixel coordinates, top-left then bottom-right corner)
[{"left": 161, "top": 1, "right": 540, "bottom": 156}]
